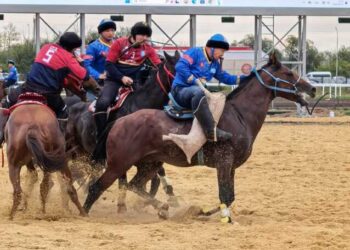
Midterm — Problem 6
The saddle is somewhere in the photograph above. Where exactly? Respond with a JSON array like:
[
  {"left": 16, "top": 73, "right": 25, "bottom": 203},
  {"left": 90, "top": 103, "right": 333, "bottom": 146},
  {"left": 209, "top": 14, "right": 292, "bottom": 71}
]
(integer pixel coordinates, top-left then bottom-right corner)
[
  {"left": 3, "top": 92, "right": 48, "bottom": 116},
  {"left": 88, "top": 86, "right": 134, "bottom": 113},
  {"left": 164, "top": 93, "right": 194, "bottom": 120}
]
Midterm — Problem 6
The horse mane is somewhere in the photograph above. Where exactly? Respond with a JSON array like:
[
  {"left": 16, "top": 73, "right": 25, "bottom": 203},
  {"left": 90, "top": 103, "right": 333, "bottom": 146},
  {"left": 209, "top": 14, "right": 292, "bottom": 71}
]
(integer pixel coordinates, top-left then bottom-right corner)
[
  {"left": 226, "top": 61, "right": 282, "bottom": 101},
  {"left": 226, "top": 70, "right": 260, "bottom": 100}
]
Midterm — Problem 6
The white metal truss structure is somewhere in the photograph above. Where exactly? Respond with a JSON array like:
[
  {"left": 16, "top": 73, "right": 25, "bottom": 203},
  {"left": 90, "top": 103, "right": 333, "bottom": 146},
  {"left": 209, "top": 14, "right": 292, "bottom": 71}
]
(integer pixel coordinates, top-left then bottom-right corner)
[{"left": 1, "top": 2, "right": 349, "bottom": 76}]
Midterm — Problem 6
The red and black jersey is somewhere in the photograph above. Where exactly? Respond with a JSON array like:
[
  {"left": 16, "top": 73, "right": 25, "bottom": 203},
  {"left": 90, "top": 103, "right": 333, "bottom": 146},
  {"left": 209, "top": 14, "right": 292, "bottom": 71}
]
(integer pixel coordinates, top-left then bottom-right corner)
[
  {"left": 27, "top": 43, "right": 89, "bottom": 93},
  {"left": 105, "top": 37, "right": 161, "bottom": 82},
  {"left": 107, "top": 37, "right": 161, "bottom": 66}
]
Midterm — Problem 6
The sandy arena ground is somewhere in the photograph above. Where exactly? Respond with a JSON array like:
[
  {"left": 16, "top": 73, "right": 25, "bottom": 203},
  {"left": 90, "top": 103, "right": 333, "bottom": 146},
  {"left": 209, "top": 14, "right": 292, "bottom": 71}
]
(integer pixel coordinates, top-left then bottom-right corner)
[{"left": 0, "top": 116, "right": 349, "bottom": 250}]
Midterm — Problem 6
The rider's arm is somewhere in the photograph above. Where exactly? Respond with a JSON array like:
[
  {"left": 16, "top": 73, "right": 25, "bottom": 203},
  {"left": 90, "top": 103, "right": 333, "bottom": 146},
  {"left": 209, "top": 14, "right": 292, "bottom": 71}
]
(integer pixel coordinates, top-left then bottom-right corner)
[
  {"left": 175, "top": 48, "right": 198, "bottom": 85},
  {"left": 105, "top": 39, "right": 125, "bottom": 81},
  {"left": 67, "top": 55, "right": 89, "bottom": 81},
  {"left": 84, "top": 44, "right": 101, "bottom": 80},
  {"left": 5, "top": 68, "right": 16, "bottom": 80}
]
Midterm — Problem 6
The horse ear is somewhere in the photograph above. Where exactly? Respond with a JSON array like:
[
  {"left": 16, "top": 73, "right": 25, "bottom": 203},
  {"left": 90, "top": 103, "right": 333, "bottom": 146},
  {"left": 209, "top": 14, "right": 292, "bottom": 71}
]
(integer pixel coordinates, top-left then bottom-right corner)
[
  {"left": 174, "top": 50, "right": 181, "bottom": 61},
  {"left": 268, "top": 52, "right": 281, "bottom": 68},
  {"left": 163, "top": 51, "right": 171, "bottom": 62}
]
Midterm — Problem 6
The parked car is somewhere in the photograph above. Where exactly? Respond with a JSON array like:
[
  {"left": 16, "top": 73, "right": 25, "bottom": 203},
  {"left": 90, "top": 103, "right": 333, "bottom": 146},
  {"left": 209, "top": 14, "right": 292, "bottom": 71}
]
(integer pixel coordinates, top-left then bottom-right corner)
[{"left": 306, "top": 71, "right": 332, "bottom": 83}]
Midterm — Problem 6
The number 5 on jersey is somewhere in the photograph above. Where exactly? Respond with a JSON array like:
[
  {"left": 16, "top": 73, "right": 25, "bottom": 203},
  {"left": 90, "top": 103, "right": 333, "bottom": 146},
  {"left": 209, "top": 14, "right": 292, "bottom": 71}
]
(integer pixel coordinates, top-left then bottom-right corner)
[{"left": 42, "top": 46, "right": 58, "bottom": 63}]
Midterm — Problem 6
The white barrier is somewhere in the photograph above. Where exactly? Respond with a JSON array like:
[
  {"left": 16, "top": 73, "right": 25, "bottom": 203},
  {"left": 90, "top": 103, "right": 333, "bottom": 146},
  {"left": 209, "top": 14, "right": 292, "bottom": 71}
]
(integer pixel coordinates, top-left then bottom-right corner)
[{"left": 313, "top": 83, "right": 350, "bottom": 98}]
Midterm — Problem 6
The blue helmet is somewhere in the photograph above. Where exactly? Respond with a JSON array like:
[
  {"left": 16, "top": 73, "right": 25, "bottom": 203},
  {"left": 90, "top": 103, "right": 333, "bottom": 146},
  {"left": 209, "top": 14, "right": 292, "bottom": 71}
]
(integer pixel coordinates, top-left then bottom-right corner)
[
  {"left": 98, "top": 19, "right": 116, "bottom": 33},
  {"left": 206, "top": 34, "right": 229, "bottom": 50}
]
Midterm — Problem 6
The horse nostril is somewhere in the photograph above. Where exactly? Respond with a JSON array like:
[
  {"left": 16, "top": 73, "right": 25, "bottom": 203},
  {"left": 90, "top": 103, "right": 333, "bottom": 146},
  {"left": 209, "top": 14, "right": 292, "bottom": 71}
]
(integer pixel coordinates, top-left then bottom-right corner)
[{"left": 312, "top": 87, "right": 316, "bottom": 93}]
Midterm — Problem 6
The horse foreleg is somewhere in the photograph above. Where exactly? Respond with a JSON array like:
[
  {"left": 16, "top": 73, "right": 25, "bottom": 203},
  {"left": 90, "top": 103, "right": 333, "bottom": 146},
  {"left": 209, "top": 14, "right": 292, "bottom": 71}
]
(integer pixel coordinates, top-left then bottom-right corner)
[
  {"left": 216, "top": 166, "right": 235, "bottom": 223},
  {"left": 9, "top": 165, "right": 22, "bottom": 220},
  {"left": 117, "top": 174, "right": 127, "bottom": 213},
  {"left": 59, "top": 165, "right": 87, "bottom": 216},
  {"left": 83, "top": 167, "right": 121, "bottom": 214},
  {"left": 157, "top": 165, "right": 179, "bottom": 207},
  {"left": 40, "top": 172, "right": 53, "bottom": 214}
]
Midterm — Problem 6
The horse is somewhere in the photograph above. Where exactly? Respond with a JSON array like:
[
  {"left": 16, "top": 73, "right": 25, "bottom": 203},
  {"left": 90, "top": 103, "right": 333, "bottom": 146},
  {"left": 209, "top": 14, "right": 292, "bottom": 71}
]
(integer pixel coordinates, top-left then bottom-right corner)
[
  {"left": 83, "top": 53, "right": 316, "bottom": 222},
  {"left": 65, "top": 51, "right": 180, "bottom": 212},
  {"left": 0, "top": 77, "right": 100, "bottom": 219}
]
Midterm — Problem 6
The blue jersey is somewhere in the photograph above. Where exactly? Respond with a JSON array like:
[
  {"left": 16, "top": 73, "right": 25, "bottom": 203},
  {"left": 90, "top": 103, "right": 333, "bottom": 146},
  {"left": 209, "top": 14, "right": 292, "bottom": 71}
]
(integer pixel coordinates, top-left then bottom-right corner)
[
  {"left": 172, "top": 47, "right": 238, "bottom": 88},
  {"left": 5, "top": 66, "right": 18, "bottom": 82},
  {"left": 84, "top": 38, "right": 112, "bottom": 80}
]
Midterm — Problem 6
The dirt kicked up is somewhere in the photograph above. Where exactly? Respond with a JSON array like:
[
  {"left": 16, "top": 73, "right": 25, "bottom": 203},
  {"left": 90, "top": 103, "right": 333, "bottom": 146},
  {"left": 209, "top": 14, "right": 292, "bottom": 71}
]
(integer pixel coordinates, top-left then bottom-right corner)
[{"left": 0, "top": 117, "right": 349, "bottom": 250}]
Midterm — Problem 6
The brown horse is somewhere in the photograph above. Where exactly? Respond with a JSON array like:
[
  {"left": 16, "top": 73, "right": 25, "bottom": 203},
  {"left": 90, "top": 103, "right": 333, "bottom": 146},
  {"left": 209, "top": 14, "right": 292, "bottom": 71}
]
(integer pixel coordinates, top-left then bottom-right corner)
[
  {"left": 0, "top": 103, "right": 86, "bottom": 219},
  {"left": 83, "top": 54, "right": 316, "bottom": 222},
  {"left": 0, "top": 77, "right": 100, "bottom": 219}
]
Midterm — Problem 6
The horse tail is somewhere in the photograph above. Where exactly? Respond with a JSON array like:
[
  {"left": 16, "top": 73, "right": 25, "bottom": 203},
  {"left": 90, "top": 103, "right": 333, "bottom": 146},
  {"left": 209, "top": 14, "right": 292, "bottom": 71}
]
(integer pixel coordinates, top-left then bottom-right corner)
[
  {"left": 92, "top": 121, "right": 114, "bottom": 163},
  {"left": 26, "top": 128, "right": 66, "bottom": 173}
]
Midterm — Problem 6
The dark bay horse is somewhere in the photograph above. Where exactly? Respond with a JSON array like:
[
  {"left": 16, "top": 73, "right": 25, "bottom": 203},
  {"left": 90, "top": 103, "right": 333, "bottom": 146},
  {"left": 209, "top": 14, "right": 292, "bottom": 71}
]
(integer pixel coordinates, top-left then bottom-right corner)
[
  {"left": 66, "top": 51, "right": 180, "bottom": 211},
  {"left": 83, "top": 54, "right": 316, "bottom": 222},
  {"left": 1, "top": 103, "right": 86, "bottom": 219}
]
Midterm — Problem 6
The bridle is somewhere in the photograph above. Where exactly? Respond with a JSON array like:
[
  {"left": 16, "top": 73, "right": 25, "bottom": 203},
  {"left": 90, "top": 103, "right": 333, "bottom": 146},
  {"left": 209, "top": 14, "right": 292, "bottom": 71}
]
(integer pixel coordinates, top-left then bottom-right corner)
[
  {"left": 156, "top": 61, "right": 175, "bottom": 95},
  {"left": 252, "top": 67, "right": 301, "bottom": 97}
]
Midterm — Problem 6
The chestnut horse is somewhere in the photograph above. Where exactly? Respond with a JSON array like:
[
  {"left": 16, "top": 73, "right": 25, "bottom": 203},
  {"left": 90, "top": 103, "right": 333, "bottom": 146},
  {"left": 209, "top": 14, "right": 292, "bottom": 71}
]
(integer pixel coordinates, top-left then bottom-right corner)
[
  {"left": 83, "top": 54, "right": 316, "bottom": 222},
  {"left": 0, "top": 77, "right": 100, "bottom": 219}
]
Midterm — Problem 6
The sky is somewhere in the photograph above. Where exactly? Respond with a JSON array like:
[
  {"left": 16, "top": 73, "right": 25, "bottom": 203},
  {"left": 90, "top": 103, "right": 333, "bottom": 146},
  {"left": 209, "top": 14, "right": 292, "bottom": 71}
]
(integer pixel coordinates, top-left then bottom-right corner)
[{"left": 0, "top": 13, "right": 349, "bottom": 52}]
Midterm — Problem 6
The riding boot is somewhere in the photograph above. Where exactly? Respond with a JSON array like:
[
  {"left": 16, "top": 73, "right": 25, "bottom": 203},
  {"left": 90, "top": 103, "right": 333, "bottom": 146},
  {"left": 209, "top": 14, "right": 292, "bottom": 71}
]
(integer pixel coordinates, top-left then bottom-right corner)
[
  {"left": 94, "top": 112, "right": 107, "bottom": 141},
  {"left": 194, "top": 97, "right": 232, "bottom": 142},
  {"left": 57, "top": 105, "right": 69, "bottom": 134}
]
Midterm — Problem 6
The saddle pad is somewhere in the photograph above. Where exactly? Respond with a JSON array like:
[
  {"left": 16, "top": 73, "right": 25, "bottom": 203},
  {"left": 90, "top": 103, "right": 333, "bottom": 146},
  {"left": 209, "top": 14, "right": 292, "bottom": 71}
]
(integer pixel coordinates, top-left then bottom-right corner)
[
  {"left": 164, "top": 105, "right": 194, "bottom": 120},
  {"left": 110, "top": 86, "right": 133, "bottom": 112},
  {"left": 88, "top": 100, "right": 96, "bottom": 113}
]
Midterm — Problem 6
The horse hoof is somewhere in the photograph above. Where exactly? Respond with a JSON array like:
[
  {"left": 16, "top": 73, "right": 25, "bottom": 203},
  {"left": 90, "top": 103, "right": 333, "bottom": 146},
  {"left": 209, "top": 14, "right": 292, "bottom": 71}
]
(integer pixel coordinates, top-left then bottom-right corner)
[
  {"left": 158, "top": 209, "right": 169, "bottom": 220},
  {"left": 117, "top": 204, "right": 127, "bottom": 214},
  {"left": 167, "top": 196, "right": 180, "bottom": 208},
  {"left": 220, "top": 216, "right": 233, "bottom": 223},
  {"left": 79, "top": 211, "right": 88, "bottom": 217},
  {"left": 158, "top": 203, "right": 169, "bottom": 220}
]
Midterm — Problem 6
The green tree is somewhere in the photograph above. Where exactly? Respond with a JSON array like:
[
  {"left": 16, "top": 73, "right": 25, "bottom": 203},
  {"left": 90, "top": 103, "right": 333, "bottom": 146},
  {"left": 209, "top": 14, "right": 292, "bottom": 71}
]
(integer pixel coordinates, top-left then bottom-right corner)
[
  {"left": 238, "top": 34, "right": 282, "bottom": 59},
  {"left": 0, "top": 23, "right": 20, "bottom": 50},
  {"left": 284, "top": 35, "right": 323, "bottom": 73}
]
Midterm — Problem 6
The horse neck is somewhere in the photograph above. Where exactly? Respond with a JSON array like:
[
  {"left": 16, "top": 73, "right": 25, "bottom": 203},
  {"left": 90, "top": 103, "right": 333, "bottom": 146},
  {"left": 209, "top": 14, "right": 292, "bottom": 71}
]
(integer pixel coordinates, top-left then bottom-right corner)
[
  {"left": 130, "top": 66, "right": 170, "bottom": 109},
  {"left": 226, "top": 77, "right": 273, "bottom": 138}
]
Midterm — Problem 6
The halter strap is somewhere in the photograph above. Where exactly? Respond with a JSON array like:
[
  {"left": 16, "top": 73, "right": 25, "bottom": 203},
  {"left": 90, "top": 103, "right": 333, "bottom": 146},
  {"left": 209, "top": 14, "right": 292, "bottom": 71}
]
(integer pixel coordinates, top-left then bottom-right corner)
[
  {"left": 156, "top": 62, "right": 175, "bottom": 95},
  {"left": 252, "top": 68, "right": 298, "bottom": 95}
]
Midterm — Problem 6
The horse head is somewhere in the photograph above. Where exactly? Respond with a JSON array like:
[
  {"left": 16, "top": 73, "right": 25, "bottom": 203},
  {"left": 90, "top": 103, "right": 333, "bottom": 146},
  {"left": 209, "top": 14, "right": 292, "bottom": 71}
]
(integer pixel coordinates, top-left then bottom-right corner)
[
  {"left": 0, "top": 108, "right": 9, "bottom": 145},
  {"left": 64, "top": 75, "right": 101, "bottom": 101},
  {"left": 259, "top": 52, "right": 316, "bottom": 106}
]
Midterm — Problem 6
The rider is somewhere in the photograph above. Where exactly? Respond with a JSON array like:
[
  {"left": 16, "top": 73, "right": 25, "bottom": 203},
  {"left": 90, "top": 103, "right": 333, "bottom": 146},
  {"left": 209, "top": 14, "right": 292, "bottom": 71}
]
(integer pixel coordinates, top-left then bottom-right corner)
[
  {"left": 4, "top": 60, "right": 18, "bottom": 88},
  {"left": 94, "top": 21, "right": 161, "bottom": 139},
  {"left": 171, "top": 33, "right": 247, "bottom": 142},
  {"left": 84, "top": 19, "right": 116, "bottom": 101}
]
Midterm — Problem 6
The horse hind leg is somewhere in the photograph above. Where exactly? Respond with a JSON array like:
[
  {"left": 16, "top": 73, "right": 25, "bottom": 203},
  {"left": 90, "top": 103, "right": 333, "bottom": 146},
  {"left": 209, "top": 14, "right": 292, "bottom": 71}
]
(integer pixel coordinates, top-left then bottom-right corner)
[
  {"left": 8, "top": 164, "right": 22, "bottom": 220},
  {"left": 40, "top": 172, "right": 54, "bottom": 214},
  {"left": 127, "top": 182, "right": 170, "bottom": 220},
  {"left": 59, "top": 165, "right": 87, "bottom": 216},
  {"left": 56, "top": 172, "right": 71, "bottom": 213},
  {"left": 23, "top": 161, "right": 38, "bottom": 212}
]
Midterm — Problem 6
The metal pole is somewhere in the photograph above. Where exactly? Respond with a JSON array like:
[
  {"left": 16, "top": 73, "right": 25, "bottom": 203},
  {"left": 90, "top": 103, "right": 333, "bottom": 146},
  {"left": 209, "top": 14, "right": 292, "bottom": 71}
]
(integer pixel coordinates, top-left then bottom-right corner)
[
  {"left": 298, "top": 16, "right": 302, "bottom": 75},
  {"left": 254, "top": 15, "right": 262, "bottom": 67},
  {"left": 35, "top": 13, "right": 40, "bottom": 55},
  {"left": 146, "top": 14, "right": 152, "bottom": 27},
  {"left": 335, "top": 26, "right": 339, "bottom": 79},
  {"left": 190, "top": 14, "right": 196, "bottom": 47},
  {"left": 80, "top": 13, "right": 86, "bottom": 54},
  {"left": 302, "top": 16, "right": 307, "bottom": 76}
]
